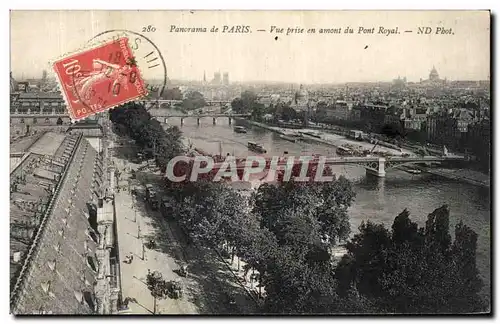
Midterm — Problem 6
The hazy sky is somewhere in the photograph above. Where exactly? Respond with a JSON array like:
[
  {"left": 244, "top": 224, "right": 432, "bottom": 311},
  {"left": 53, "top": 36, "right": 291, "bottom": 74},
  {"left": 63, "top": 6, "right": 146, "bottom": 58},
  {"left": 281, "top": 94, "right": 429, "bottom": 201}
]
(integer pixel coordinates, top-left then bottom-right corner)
[{"left": 10, "top": 10, "right": 490, "bottom": 83}]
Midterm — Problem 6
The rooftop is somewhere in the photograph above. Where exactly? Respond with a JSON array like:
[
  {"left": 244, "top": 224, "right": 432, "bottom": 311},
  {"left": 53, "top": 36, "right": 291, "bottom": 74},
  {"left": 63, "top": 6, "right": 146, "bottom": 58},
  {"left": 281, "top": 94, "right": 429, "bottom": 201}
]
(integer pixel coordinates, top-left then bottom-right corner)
[
  {"left": 17, "top": 92, "right": 64, "bottom": 100},
  {"left": 10, "top": 131, "right": 105, "bottom": 314},
  {"left": 28, "top": 132, "right": 67, "bottom": 156},
  {"left": 10, "top": 133, "right": 46, "bottom": 154}
]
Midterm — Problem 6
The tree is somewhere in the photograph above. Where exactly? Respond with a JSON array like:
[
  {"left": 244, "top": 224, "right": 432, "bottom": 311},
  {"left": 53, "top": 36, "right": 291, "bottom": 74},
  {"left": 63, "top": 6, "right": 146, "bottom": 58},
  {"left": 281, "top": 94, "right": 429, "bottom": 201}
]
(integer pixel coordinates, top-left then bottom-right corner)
[
  {"left": 253, "top": 176, "right": 355, "bottom": 247},
  {"left": 181, "top": 91, "right": 206, "bottom": 110},
  {"left": 280, "top": 105, "right": 298, "bottom": 121},
  {"left": 262, "top": 243, "right": 374, "bottom": 314},
  {"left": 109, "top": 102, "right": 185, "bottom": 173},
  {"left": 248, "top": 177, "right": 362, "bottom": 313},
  {"left": 231, "top": 90, "right": 259, "bottom": 114},
  {"left": 172, "top": 182, "right": 249, "bottom": 249},
  {"left": 230, "top": 97, "right": 245, "bottom": 114},
  {"left": 163, "top": 87, "right": 183, "bottom": 100},
  {"left": 146, "top": 270, "right": 168, "bottom": 314},
  {"left": 381, "top": 123, "right": 405, "bottom": 140},
  {"left": 241, "top": 90, "right": 258, "bottom": 107},
  {"left": 251, "top": 103, "right": 267, "bottom": 121},
  {"left": 335, "top": 205, "right": 486, "bottom": 313}
]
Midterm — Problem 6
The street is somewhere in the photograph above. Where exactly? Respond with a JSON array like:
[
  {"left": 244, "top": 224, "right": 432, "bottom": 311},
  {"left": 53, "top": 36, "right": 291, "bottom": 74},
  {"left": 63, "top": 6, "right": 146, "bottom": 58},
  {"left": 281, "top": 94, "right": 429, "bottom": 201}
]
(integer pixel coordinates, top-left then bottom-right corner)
[{"left": 111, "top": 135, "right": 258, "bottom": 315}]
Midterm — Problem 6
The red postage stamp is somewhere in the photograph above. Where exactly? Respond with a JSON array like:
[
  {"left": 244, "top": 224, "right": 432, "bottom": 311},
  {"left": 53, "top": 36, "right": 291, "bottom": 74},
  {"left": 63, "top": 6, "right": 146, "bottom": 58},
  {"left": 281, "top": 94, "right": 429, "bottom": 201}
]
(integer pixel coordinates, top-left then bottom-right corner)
[{"left": 52, "top": 37, "right": 148, "bottom": 121}]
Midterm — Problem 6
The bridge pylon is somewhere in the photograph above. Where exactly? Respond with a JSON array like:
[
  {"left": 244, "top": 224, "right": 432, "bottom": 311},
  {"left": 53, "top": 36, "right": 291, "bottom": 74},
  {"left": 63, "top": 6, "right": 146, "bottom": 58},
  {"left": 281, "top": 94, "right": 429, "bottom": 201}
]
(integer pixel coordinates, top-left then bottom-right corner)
[{"left": 365, "top": 157, "right": 386, "bottom": 177}]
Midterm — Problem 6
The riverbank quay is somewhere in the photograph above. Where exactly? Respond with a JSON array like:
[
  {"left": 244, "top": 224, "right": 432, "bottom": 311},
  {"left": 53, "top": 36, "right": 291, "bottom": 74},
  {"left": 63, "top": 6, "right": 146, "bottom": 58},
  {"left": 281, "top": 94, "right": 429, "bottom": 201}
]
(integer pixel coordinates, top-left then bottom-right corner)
[
  {"left": 239, "top": 119, "right": 488, "bottom": 188},
  {"left": 241, "top": 119, "right": 339, "bottom": 148},
  {"left": 413, "top": 166, "right": 490, "bottom": 189},
  {"left": 240, "top": 119, "right": 282, "bottom": 134},
  {"left": 239, "top": 118, "right": 345, "bottom": 136},
  {"left": 242, "top": 119, "right": 410, "bottom": 156},
  {"left": 300, "top": 133, "right": 338, "bottom": 147}
]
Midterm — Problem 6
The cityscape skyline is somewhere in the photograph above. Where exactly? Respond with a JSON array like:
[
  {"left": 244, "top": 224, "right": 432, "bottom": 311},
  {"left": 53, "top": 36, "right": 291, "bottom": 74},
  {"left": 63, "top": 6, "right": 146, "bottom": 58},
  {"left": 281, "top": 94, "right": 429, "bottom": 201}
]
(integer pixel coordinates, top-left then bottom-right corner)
[
  {"left": 10, "top": 64, "right": 490, "bottom": 86},
  {"left": 10, "top": 10, "right": 490, "bottom": 83}
]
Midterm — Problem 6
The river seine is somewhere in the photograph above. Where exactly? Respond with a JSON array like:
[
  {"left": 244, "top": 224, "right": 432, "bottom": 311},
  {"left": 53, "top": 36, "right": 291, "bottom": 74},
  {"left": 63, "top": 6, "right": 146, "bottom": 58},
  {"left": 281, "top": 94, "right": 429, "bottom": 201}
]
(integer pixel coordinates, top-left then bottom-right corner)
[{"left": 163, "top": 116, "right": 491, "bottom": 300}]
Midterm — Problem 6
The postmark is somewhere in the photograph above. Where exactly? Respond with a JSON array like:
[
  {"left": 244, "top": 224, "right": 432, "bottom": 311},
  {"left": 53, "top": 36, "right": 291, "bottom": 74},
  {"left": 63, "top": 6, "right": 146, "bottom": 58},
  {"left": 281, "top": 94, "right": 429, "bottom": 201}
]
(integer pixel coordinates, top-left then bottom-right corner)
[
  {"left": 88, "top": 30, "right": 168, "bottom": 110},
  {"left": 52, "top": 37, "right": 148, "bottom": 121}
]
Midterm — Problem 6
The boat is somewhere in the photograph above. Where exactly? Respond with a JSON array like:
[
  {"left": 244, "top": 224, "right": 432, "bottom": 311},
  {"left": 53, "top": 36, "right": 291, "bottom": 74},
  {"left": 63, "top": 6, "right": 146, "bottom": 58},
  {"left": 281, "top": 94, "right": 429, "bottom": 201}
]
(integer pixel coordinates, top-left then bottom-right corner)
[
  {"left": 405, "top": 169, "right": 422, "bottom": 175},
  {"left": 279, "top": 134, "right": 298, "bottom": 143},
  {"left": 248, "top": 141, "right": 267, "bottom": 153},
  {"left": 299, "top": 130, "right": 322, "bottom": 138},
  {"left": 336, "top": 146, "right": 353, "bottom": 156},
  {"left": 234, "top": 126, "right": 247, "bottom": 133}
]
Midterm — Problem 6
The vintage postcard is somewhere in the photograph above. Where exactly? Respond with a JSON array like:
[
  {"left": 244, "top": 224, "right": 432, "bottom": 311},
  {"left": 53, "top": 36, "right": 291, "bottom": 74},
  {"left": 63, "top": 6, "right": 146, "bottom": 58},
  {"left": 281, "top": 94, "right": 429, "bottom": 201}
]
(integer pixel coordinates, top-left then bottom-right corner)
[{"left": 9, "top": 10, "right": 491, "bottom": 315}]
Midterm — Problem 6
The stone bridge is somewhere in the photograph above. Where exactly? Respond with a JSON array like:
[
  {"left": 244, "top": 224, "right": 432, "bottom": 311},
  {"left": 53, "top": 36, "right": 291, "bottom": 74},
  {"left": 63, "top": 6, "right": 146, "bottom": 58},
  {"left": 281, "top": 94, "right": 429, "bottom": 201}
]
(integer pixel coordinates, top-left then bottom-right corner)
[
  {"left": 139, "top": 99, "right": 232, "bottom": 110},
  {"left": 151, "top": 113, "right": 251, "bottom": 125}
]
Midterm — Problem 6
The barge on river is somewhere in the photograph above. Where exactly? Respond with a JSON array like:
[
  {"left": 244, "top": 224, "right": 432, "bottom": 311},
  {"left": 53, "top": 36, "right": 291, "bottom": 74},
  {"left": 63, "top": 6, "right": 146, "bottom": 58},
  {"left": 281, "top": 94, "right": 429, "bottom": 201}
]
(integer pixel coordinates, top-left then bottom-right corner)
[
  {"left": 248, "top": 141, "right": 267, "bottom": 154},
  {"left": 234, "top": 126, "right": 247, "bottom": 133}
]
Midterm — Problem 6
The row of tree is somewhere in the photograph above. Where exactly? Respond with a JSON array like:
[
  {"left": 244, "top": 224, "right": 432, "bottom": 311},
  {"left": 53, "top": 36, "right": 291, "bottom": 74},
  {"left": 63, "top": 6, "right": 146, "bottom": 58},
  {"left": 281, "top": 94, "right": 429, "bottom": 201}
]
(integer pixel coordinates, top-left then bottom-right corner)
[
  {"left": 337, "top": 206, "right": 485, "bottom": 313},
  {"left": 164, "top": 178, "right": 486, "bottom": 313},
  {"left": 231, "top": 90, "right": 267, "bottom": 121},
  {"left": 110, "top": 103, "right": 487, "bottom": 314},
  {"left": 109, "top": 102, "right": 183, "bottom": 172}
]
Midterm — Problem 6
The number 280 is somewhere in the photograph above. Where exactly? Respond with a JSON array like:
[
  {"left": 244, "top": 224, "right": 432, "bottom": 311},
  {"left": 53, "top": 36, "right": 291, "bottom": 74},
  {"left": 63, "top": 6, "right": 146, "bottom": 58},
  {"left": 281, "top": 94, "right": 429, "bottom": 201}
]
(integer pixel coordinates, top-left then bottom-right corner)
[{"left": 142, "top": 25, "right": 156, "bottom": 32}]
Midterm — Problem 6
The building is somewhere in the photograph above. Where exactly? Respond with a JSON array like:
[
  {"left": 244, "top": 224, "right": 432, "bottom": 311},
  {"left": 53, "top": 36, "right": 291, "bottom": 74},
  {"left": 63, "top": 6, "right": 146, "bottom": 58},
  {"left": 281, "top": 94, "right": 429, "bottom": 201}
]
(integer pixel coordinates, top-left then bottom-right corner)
[
  {"left": 67, "top": 119, "right": 104, "bottom": 154},
  {"left": 402, "top": 106, "right": 428, "bottom": 130},
  {"left": 359, "top": 103, "right": 388, "bottom": 130},
  {"left": 384, "top": 107, "right": 404, "bottom": 126},
  {"left": 324, "top": 100, "right": 353, "bottom": 120},
  {"left": 429, "top": 66, "right": 440, "bottom": 82},
  {"left": 41, "top": 70, "right": 48, "bottom": 85},
  {"left": 350, "top": 106, "right": 362, "bottom": 121},
  {"left": 453, "top": 108, "right": 476, "bottom": 133},
  {"left": 465, "top": 118, "right": 491, "bottom": 171},
  {"left": 10, "top": 131, "right": 119, "bottom": 314},
  {"left": 10, "top": 72, "right": 18, "bottom": 93},
  {"left": 392, "top": 76, "right": 407, "bottom": 88},
  {"left": 212, "top": 72, "right": 221, "bottom": 85},
  {"left": 223, "top": 72, "right": 229, "bottom": 86},
  {"left": 420, "top": 66, "right": 446, "bottom": 86},
  {"left": 292, "top": 85, "right": 309, "bottom": 112},
  {"left": 11, "top": 92, "right": 66, "bottom": 115},
  {"left": 426, "top": 113, "right": 461, "bottom": 149}
]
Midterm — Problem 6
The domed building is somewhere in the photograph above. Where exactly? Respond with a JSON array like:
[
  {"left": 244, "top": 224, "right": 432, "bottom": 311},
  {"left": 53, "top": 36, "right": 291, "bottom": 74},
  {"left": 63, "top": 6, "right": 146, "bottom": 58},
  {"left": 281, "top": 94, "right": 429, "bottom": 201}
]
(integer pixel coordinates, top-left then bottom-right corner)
[
  {"left": 420, "top": 66, "right": 446, "bottom": 86},
  {"left": 429, "top": 66, "right": 440, "bottom": 82}
]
